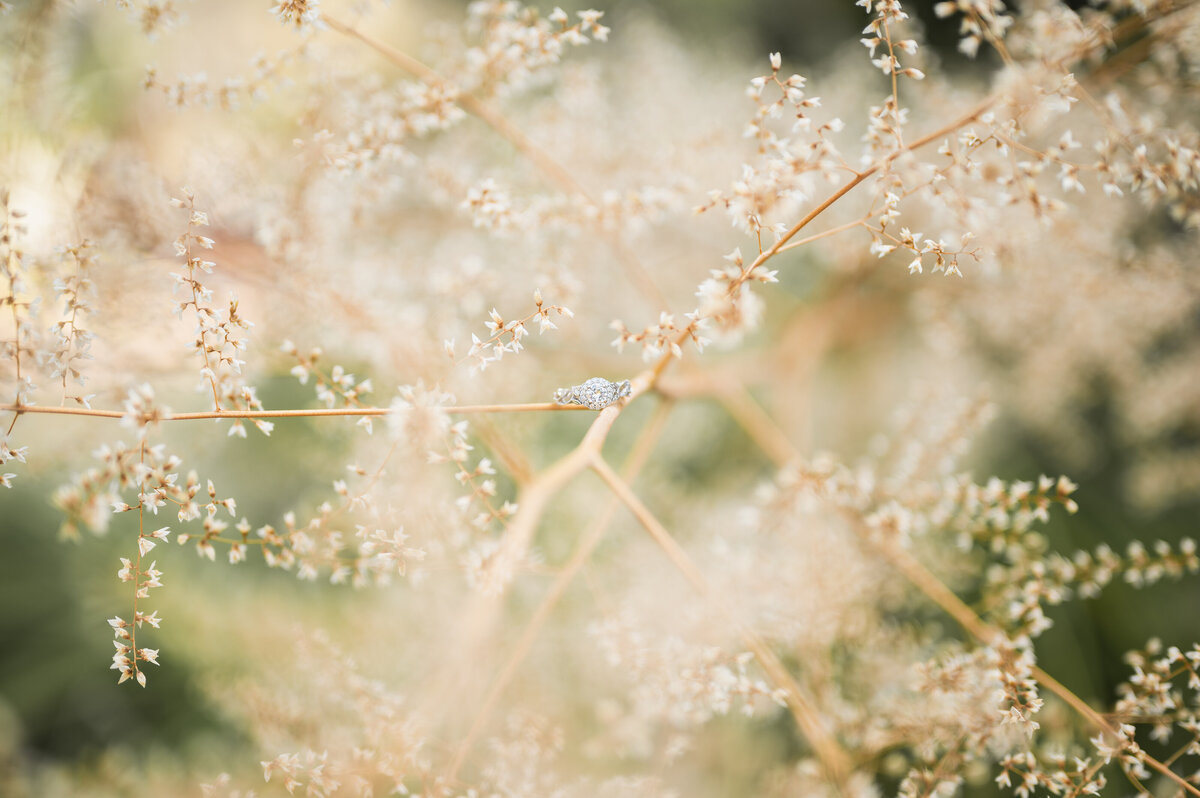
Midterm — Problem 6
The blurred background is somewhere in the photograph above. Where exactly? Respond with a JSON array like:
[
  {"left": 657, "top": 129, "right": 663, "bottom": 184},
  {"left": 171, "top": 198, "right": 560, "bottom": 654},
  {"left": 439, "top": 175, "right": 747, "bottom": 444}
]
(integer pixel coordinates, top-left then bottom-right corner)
[{"left": 1, "top": 0, "right": 1198, "bottom": 795}]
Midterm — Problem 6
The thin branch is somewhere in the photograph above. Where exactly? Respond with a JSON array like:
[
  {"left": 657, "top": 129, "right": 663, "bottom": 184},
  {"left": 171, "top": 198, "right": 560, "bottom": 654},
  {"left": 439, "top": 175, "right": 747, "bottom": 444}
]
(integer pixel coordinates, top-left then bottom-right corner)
[
  {"left": 446, "top": 398, "right": 675, "bottom": 782},
  {"left": 0, "top": 402, "right": 591, "bottom": 420},
  {"left": 483, "top": 402, "right": 624, "bottom": 585},
  {"left": 589, "top": 455, "right": 854, "bottom": 790},
  {"left": 774, "top": 218, "right": 869, "bottom": 255},
  {"left": 718, "top": 388, "right": 799, "bottom": 469},
  {"left": 471, "top": 416, "right": 535, "bottom": 486},
  {"left": 415, "top": 397, "right": 631, "bottom": 725}
]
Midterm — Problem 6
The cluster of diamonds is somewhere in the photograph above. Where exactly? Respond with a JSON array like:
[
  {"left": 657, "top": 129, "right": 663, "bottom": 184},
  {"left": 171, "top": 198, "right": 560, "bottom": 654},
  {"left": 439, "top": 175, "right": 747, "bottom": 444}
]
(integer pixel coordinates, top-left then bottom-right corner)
[
  {"left": 554, "top": 378, "right": 631, "bottom": 410},
  {"left": 577, "top": 377, "right": 617, "bottom": 409}
]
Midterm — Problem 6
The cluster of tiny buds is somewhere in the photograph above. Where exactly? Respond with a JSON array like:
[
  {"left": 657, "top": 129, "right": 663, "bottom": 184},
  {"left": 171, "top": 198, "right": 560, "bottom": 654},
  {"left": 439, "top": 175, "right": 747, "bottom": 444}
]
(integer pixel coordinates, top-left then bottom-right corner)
[
  {"left": 108, "top": 614, "right": 160, "bottom": 688},
  {"left": 119, "top": 383, "right": 169, "bottom": 441},
  {"left": 281, "top": 340, "right": 373, "bottom": 410},
  {"left": 445, "top": 289, "right": 573, "bottom": 372},
  {"left": 143, "top": 46, "right": 303, "bottom": 110},
  {"left": 463, "top": 3, "right": 609, "bottom": 94},
  {"left": 271, "top": 0, "right": 321, "bottom": 29},
  {"left": 743, "top": 54, "right": 839, "bottom": 144},
  {"left": 169, "top": 190, "right": 271, "bottom": 435},
  {"left": 698, "top": 53, "right": 847, "bottom": 237},
  {"left": 869, "top": 191, "right": 980, "bottom": 276},
  {"left": 984, "top": 534, "right": 1197, "bottom": 641},
  {"left": 859, "top": 0, "right": 925, "bottom": 80},
  {"left": 1117, "top": 639, "right": 1200, "bottom": 746},
  {"left": 99, "top": 0, "right": 180, "bottom": 39},
  {"left": 609, "top": 311, "right": 709, "bottom": 362},
  {"left": 1009, "top": 536, "right": 1199, "bottom": 597},
  {"left": 0, "top": 439, "right": 26, "bottom": 489},
  {"left": 428, "top": 418, "right": 471, "bottom": 467},
  {"left": 103, "top": 430, "right": 236, "bottom": 687},
  {"left": 694, "top": 246, "right": 778, "bottom": 337},
  {"left": 589, "top": 609, "right": 786, "bottom": 726},
  {"left": 170, "top": 479, "right": 239, "bottom": 558},
  {"left": 933, "top": 0, "right": 1013, "bottom": 59},
  {"left": 457, "top": 177, "right": 627, "bottom": 236},
  {"left": 992, "top": 641, "right": 1044, "bottom": 735},
  {"left": 546, "top": 6, "right": 610, "bottom": 42},
  {"left": 426, "top": 419, "right": 519, "bottom": 535},
  {"left": 1088, "top": 723, "right": 1153, "bottom": 784},
  {"left": 48, "top": 240, "right": 98, "bottom": 406},
  {"left": 995, "top": 749, "right": 1107, "bottom": 797},
  {"left": 2, "top": 190, "right": 37, "bottom": 416},
  {"left": 457, "top": 456, "right": 519, "bottom": 530},
  {"left": 461, "top": 178, "right": 519, "bottom": 233}
]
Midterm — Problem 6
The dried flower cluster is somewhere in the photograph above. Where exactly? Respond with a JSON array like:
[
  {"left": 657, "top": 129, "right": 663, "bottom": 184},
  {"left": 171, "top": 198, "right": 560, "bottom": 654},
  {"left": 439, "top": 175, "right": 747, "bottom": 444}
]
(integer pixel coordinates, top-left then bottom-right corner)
[{"left": 1, "top": 0, "right": 1199, "bottom": 796}]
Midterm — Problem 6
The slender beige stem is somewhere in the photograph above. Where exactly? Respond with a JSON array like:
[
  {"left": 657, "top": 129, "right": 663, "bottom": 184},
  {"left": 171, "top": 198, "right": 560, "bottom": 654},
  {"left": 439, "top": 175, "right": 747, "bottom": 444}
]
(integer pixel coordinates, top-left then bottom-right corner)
[
  {"left": 485, "top": 403, "right": 623, "bottom": 583},
  {"left": 0, "top": 402, "right": 590, "bottom": 420},
  {"left": 719, "top": 388, "right": 798, "bottom": 469},
  {"left": 446, "top": 399, "right": 675, "bottom": 782},
  {"left": 5, "top": 241, "right": 22, "bottom": 437},
  {"left": 131, "top": 442, "right": 145, "bottom": 684},
  {"left": 775, "top": 219, "right": 868, "bottom": 254},
  {"left": 415, "top": 398, "right": 630, "bottom": 725},
  {"left": 590, "top": 455, "right": 854, "bottom": 790},
  {"left": 471, "top": 416, "right": 534, "bottom": 486}
]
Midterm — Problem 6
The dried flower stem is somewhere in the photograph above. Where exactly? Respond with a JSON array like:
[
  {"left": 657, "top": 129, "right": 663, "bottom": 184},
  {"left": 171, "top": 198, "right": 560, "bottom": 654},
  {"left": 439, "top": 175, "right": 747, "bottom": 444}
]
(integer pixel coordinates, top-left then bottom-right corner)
[
  {"left": 0, "top": 402, "right": 590, "bottom": 420},
  {"left": 881, "top": 15, "right": 903, "bottom": 146},
  {"left": 56, "top": 244, "right": 88, "bottom": 404},
  {"left": 175, "top": 202, "right": 222, "bottom": 410},
  {"left": 131, "top": 442, "right": 145, "bottom": 685},
  {"left": 416, "top": 400, "right": 631, "bottom": 723},
  {"left": 590, "top": 454, "right": 854, "bottom": 789},
  {"left": 448, "top": 440, "right": 513, "bottom": 532},
  {"left": 482, "top": 402, "right": 626, "bottom": 587},
  {"left": 774, "top": 219, "right": 869, "bottom": 255},
  {"left": 768, "top": 96, "right": 993, "bottom": 255},
  {"left": 446, "top": 398, "right": 674, "bottom": 782},
  {"left": 3, "top": 198, "right": 25, "bottom": 437},
  {"left": 718, "top": 387, "right": 798, "bottom": 468},
  {"left": 472, "top": 417, "right": 533, "bottom": 486}
]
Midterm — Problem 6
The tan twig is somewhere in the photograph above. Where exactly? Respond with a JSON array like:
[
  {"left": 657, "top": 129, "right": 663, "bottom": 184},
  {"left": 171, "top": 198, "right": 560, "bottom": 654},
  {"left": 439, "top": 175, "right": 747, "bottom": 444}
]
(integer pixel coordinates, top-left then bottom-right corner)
[
  {"left": 718, "top": 387, "right": 799, "bottom": 469},
  {"left": 484, "top": 403, "right": 624, "bottom": 584},
  {"left": 471, "top": 416, "right": 534, "bottom": 486},
  {"left": 0, "top": 402, "right": 590, "bottom": 420},
  {"left": 589, "top": 455, "right": 854, "bottom": 790},
  {"left": 415, "top": 397, "right": 631, "bottom": 725},
  {"left": 446, "top": 398, "right": 675, "bottom": 782}
]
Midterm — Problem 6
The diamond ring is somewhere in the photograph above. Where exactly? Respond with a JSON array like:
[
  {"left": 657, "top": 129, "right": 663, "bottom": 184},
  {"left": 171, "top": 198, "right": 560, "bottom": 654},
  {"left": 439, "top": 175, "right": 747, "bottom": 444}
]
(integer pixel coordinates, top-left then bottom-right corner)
[{"left": 554, "top": 377, "right": 632, "bottom": 410}]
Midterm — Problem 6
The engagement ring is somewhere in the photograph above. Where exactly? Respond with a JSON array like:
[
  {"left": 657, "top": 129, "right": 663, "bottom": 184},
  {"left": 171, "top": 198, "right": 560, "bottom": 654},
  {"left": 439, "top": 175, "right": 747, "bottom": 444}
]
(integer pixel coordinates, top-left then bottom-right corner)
[{"left": 554, "top": 377, "right": 632, "bottom": 410}]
